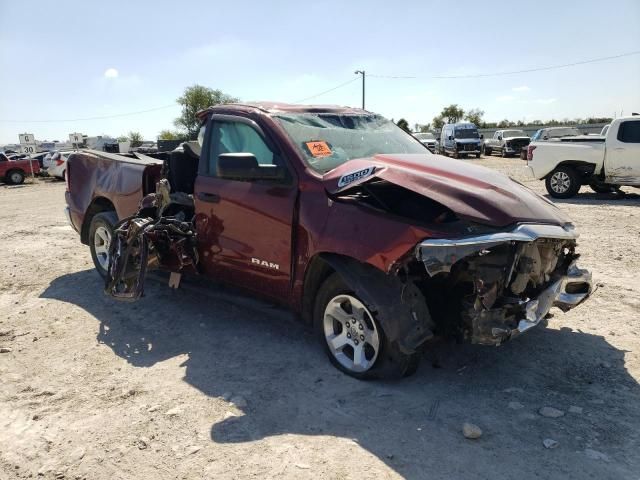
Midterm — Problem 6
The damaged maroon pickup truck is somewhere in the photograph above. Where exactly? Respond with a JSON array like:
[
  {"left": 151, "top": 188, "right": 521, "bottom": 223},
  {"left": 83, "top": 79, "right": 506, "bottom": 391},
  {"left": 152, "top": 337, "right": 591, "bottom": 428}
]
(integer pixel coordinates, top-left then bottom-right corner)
[{"left": 64, "top": 103, "right": 593, "bottom": 379}]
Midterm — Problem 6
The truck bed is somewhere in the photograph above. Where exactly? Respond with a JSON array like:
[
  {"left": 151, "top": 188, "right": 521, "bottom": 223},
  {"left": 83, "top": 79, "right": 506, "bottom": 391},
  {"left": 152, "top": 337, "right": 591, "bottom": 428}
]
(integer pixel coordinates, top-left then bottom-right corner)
[{"left": 65, "top": 149, "right": 163, "bottom": 240}]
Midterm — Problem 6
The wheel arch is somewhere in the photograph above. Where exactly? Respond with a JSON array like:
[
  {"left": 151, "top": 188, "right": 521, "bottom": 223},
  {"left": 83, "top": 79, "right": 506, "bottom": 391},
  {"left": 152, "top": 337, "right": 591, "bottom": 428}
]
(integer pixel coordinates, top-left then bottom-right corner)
[
  {"left": 545, "top": 160, "right": 597, "bottom": 179},
  {"left": 81, "top": 197, "right": 117, "bottom": 244},
  {"left": 303, "top": 252, "right": 434, "bottom": 354}
]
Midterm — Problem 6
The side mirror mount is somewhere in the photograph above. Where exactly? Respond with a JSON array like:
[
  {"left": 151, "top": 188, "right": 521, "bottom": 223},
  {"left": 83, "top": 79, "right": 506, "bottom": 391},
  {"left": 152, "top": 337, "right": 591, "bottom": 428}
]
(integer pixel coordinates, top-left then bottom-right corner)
[
  {"left": 497, "top": 135, "right": 502, "bottom": 141},
  {"left": 448, "top": 135, "right": 453, "bottom": 141},
  {"left": 217, "top": 153, "right": 286, "bottom": 181},
  {"left": 480, "top": 134, "right": 484, "bottom": 139},
  {"left": 543, "top": 135, "right": 549, "bottom": 140}
]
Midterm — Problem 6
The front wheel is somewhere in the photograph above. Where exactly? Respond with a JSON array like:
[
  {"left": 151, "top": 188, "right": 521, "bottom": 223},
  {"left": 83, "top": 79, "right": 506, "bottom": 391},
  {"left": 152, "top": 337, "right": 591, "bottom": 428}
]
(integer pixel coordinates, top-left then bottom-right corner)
[
  {"left": 545, "top": 166, "right": 581, "bottom": 198},
  {"left": 484, "top": 147, "right": 492, "bottom": 156},
  {"left": 89, "top": 211, "right": 118, "bottom": 278},
  {"left": 314, "top": 273, "right": 420, "bottom": 380}
]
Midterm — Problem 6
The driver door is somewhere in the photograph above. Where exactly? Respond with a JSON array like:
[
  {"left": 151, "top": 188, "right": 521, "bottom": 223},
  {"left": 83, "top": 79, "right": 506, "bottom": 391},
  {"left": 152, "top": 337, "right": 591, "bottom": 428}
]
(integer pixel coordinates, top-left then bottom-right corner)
[{"left": 194, "top": 116, "right": 298, "bottom": 302}]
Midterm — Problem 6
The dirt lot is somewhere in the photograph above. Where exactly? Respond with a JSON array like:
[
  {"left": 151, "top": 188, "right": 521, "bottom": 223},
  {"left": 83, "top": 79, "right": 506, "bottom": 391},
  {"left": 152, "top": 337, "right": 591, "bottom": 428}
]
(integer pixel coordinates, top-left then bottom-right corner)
[{"left": 1, "top": 159, "right": 639, "bottom": 480}]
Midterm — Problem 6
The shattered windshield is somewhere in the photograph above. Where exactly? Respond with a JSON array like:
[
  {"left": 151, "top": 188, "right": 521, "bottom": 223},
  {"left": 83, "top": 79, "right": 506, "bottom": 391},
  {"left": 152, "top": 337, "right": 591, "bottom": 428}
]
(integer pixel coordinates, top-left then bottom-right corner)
[{"left": 274, "top": 113, "right": 428, "bottom": 173}]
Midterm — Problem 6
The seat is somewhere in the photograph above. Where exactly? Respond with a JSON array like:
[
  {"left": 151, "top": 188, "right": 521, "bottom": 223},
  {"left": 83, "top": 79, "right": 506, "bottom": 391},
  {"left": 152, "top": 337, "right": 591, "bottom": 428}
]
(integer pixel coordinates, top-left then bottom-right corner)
[{"left": 167, "top": 142, "right": 200, "bottom": 194}]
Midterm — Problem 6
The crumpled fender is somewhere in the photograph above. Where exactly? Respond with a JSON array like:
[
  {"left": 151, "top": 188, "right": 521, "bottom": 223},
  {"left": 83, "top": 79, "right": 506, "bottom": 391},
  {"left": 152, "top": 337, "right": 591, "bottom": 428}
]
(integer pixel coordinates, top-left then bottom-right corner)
[{"left": 321, "top": 253, "right": 434, "bottom": 354}]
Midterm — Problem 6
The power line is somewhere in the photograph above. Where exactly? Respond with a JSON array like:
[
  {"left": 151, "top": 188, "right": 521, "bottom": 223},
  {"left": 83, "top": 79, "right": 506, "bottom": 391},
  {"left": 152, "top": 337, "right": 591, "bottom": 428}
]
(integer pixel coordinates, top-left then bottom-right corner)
[
  {"left": 0, "top": 104, "right": 179, "bottom": 123},
  {"left": 1, "top": 50, "right": 637, "bottom": 123},
  {"left": 368, "top": 50, "right": 640, "bottom": 79},
  {"left": 293, "top": 77, "right": 360, "bottom": 103}
]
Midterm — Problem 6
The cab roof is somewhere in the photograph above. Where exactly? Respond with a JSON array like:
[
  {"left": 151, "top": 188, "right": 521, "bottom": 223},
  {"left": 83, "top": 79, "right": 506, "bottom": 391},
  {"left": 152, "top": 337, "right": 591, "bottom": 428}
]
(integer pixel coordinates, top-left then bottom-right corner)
[{"left": 197, "top": 102, "right": 368, "bottom": 120}]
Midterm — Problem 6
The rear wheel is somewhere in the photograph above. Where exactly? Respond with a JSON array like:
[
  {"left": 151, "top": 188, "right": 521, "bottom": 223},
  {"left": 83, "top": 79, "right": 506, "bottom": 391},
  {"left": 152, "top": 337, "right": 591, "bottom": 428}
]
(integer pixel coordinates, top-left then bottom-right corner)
[
  {"left": 7, "top": 170, "right": 25, "bottom": 185},
  {"left": 501, "top": 148, "right": 508, "bottom": 158},
  {"left": 545, "top": 166, "right": 580, "bottom": 198},
  {"left": 89, "top": 211, "right": 118, "bottom": 278},
  {"left": 314, "top": 273, "right": 420, "bottom": 380}
]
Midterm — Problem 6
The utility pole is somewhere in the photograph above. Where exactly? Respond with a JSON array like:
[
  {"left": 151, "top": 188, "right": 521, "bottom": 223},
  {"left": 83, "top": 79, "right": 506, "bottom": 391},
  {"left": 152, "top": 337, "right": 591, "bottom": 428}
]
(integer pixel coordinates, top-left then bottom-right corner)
[{"left": 354, "top": 70, "right": 365, "bottom": 109}]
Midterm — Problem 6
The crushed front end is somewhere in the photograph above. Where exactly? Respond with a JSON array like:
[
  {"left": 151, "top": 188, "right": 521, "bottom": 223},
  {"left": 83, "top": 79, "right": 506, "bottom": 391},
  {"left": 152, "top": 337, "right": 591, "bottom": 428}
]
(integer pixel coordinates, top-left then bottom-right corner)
[{"left": 415, "top": 224, "right": 592, "bottom": 345}]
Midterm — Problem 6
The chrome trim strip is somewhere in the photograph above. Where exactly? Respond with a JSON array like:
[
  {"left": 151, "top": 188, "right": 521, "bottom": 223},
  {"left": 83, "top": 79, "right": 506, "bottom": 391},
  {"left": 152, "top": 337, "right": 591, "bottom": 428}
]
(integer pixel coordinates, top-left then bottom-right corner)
[{"left": 417, "top": 223, "right": 578, "bottom": 249}]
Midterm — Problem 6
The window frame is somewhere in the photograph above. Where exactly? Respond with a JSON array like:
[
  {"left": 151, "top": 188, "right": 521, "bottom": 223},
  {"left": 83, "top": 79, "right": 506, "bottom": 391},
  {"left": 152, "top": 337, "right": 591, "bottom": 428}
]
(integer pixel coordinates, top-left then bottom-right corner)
[
  {"left": 199, "top": 114, "right": 293, "bottom": 183},
  {"left": 617, "top": 120, "right": 640, "bottom": 143}
]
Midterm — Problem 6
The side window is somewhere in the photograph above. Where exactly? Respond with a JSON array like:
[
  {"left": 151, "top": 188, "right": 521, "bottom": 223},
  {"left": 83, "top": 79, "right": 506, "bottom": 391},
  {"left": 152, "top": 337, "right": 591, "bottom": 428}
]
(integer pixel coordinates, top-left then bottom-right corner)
[
  {"left": 207, "top": 121, "right": 276, "bottom": 176},
  {"left": 618, "top": 121, "right": 640, "bottom": 143},
  {"left": 494, "top": 131, "right": 500, "bottom": 139}
]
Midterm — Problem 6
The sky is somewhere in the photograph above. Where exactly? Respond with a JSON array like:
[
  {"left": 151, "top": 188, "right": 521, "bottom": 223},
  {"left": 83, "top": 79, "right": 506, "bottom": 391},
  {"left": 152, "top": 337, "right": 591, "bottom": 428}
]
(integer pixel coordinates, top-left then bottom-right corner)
[{"left": 0, "top": 0, "right": 639, "bottom": 144}]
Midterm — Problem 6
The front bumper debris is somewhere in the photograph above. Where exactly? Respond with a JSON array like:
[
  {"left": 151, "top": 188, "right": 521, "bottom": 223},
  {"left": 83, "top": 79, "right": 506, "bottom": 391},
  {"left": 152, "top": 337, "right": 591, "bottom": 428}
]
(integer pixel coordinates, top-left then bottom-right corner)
[{"left": 415, "top": 223, "right": 592, "bottom": 345}]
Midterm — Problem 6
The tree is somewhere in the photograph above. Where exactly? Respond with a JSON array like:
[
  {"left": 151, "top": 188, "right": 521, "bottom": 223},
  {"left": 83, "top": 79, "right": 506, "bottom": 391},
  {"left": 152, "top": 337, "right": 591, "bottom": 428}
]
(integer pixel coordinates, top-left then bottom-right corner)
[
  {"left": 416, "top": 123, "right": 432, "bottom": 133},
  {"left": 432, "top": 116, "right": 445, "bottom": 130},
  {"left": 117, "top": 135, "right": 128, "bottom": 143},
  {"left": 465, "top": 108, "right": 485, "bottom": 127},
  {"left": 497, "top": 119, "right": 514, "bottom": 128},
  {"left": 440, "top": 104, "right": 465, "bottom": 124},
  {"left": 396, "top": 118, "right": 411, "bottom": 132},
  {"left": 175, "top": 85, "right": 239, "bottom": 139},
  {"left": 158, "top": 129, "right": 187, "bottom": 141},
  {"left": 127, "top": 131, "right": 143, "bottom": 148}
]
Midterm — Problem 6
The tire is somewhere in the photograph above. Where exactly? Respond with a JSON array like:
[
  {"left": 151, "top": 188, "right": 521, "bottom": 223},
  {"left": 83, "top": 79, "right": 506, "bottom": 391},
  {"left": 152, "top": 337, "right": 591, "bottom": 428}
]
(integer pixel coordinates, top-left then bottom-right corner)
[
  {"left": 7, "top": 170, "right": 25, "bottom": 185},
  {"left": 501, "top": 148, "right": 508, "bottom": 158},
  {"left": 89, "top": 211, "right": 118, "bottom": 279},
  {"left": 589, "top": 182, "right": 620, "bottom": 194},
  {"left": 485, "top": 147, "right": 492, "bottom": 156},
  {"left": 314, "top": 273, "right": 420, "bottom": 380},
  {"left": 545, "top": 166, "right": 581, "bottom": 199},
  {"left": 475, "top": 153, "right": 481, "bottom": 158}
]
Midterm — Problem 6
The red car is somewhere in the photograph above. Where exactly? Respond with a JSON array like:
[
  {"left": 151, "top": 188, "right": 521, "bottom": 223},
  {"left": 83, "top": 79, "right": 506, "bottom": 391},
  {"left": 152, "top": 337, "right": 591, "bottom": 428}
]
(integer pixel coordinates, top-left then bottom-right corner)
[
  {"left": 0, "top": 152, "right": 40, "bottom": 184},
  {"left": 64, "top": 103, "right": 593, "bottom": 379}
]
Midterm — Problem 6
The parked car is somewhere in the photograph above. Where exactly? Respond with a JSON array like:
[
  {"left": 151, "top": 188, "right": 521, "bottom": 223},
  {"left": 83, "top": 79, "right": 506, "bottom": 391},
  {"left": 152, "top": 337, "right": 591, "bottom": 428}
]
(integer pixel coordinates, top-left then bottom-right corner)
[
  {"left": 46, "top": 151, "right": 73, "bottom": 179},
  {"left": 413, "top": 132, "right": 437, "bottom": 152},
  {"left": 531, "top": 127, "right": 582, "bottom": 141},
  {"left": 65, "top": 102, "right": 592, "bottom": 380},
  {"left": 526, "top": 116, "right": 640, "bottom": 198},
  {"left": 438, "top": 122, "right": 482, "bottom": 158},
  {"left": 0, "top": 152, "right": 40, "bottom": 184},
  {"left": 483, "top": 129, "right": 530, "bottom": 157}
]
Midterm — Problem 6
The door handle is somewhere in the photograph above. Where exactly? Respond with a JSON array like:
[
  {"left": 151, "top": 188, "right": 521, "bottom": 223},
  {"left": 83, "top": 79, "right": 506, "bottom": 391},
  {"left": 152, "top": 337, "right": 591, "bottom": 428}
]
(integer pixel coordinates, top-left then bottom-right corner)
[
  {"left": 197, "top": 192, "right": 220, "bottom": 203},
  {"left": 613, "top": 147, "right": 625, "bottom": 151}
]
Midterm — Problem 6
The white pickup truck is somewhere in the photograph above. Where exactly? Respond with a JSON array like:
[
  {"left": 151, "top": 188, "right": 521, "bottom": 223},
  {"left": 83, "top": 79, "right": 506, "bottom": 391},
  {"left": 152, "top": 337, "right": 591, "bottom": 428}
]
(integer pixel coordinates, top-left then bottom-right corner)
[{"left": 526, "top": 116, "right": 640, "bottom": 198}]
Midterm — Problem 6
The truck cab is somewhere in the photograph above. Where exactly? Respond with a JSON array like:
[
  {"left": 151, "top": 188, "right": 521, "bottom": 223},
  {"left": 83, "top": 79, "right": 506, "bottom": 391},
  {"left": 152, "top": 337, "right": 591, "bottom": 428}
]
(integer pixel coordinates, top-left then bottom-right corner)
[{"left": 439, "top": 122, "right": 482, "bottom": 158}]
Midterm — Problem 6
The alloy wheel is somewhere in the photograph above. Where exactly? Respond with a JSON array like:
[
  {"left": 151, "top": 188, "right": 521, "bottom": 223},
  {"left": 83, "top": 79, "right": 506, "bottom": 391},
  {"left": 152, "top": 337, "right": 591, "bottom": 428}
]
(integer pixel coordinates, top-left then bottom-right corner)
[
  {"left": 550, "top": 171, "right": 571, "bottom": 193},
  {"left": 94, "top": 226, "right": 112, "bottom": 270},
  {"left": 323, "top": 295, "right": 380, "bottom": 373}
]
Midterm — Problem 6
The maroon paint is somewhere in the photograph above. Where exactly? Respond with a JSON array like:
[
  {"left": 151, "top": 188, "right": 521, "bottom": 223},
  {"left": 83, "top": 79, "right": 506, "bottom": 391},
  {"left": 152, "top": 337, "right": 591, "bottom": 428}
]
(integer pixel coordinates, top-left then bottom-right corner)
[{"left": 67, "top": 103, "right": 574, "bottom": 313}]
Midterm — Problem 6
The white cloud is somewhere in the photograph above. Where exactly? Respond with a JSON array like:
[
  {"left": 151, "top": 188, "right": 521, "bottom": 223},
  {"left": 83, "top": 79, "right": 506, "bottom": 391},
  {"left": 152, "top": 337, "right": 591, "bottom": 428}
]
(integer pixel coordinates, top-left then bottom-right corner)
[
  {"left": 535, "top": 98, "right": 557, "bottom": 104},
  {"left": 104, "top": 68, "right": 119, "bottom": 79},
  {"left": 497, "top": 95, "right": 515, "bottom": 102},
  {"left": 512, "top": 85, "right": 530, "bottom": 92}
]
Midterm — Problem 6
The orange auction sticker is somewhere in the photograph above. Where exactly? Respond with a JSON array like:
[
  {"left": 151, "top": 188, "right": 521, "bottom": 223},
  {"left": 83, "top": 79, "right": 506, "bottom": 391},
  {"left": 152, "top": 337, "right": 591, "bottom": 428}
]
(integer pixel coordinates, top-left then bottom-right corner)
[{"left": 305, "top": 141, "right": 332, "bottom": 157}]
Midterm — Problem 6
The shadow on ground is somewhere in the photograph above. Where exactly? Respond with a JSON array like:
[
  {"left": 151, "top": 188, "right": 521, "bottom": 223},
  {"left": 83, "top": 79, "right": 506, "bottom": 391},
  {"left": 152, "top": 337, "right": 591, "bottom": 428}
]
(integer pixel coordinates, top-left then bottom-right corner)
[
  {"left": 546, "top": 189, "right": 640, "bottom": 206},
  {"left": 41, "top": 269, "right": 640, "bottom": 479}
]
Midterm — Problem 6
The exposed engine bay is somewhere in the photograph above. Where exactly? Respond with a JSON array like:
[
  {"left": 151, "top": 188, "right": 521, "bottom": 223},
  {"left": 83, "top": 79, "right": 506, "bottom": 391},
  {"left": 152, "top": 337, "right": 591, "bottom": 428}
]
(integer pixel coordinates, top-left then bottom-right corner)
[{"left": 415, "top": 224, "right": 592, "bottom": 345}]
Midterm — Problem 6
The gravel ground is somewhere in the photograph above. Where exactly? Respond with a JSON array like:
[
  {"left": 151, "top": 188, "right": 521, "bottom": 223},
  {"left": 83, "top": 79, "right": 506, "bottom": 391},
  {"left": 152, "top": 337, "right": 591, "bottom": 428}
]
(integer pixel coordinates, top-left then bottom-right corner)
[{"left": 1, "top": 158, "right": 639, "bottom": 479}]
